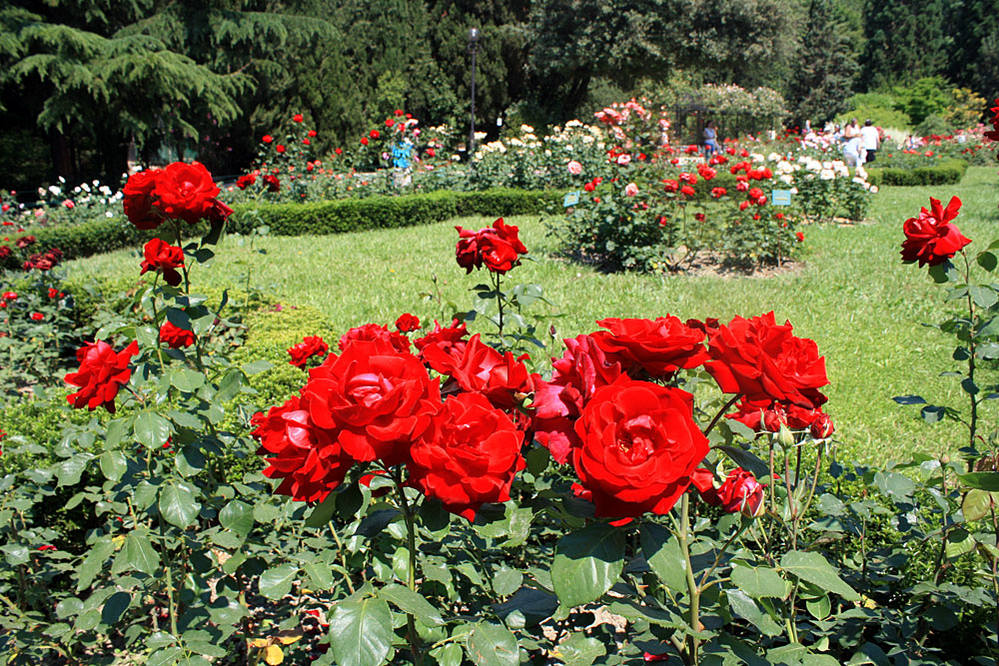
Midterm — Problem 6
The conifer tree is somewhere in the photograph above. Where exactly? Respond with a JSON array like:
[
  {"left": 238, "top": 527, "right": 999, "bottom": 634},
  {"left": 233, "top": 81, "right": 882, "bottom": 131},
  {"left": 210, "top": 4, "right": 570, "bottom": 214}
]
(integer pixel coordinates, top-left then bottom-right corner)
[{"left": 787, "top": 0, "right": 858, "bottom": 125}]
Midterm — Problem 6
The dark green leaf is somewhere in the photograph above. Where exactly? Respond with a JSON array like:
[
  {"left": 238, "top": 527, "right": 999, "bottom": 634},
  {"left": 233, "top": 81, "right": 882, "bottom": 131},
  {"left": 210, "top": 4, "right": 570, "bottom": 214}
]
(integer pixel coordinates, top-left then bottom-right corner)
[
  {"left": 379, "top": 583, "right": 443, "bottom": 626},
  {"left": 101, "top": 591, "right": 131, "bottom": 625},
  {"left": 552, "top": 522, "right": 625, "bottom": 608},
  {"left": 258, "top": 564, "right": 297, "bottom": 600},
  {"left": 892, "top": 395, "right": 926, "bottom": 405},
  {"left": 959, "top": 472, "right": 999, "bottom": 491},
  {"left": 219, "top": 500, "right": 254, "bottom": 536},
  {"left": 99, "top": 451, "right": 127, "bottom": 482},
  {"left": 731, "top": 565, "right": 787, "bottom": 599},
  {"left": 970, "top": 285, "right": 998, "bottom": 309},
  {"left": 557, "top": 633, "right": 606, "bottom": 665},
  {"left": 640, "top": 523, "right": 686, "bottom": 592},
  {"left": 112, "top": 529, "right": 160, "bottom": 576},
  {"left": 134, "top": 411, "right": 172, "bottom": 449},
  {"left": 716, "top": 445, "right": 771, "bottom": 479},
  {"left": 158, "top": 482, "right": 201, "bottom": 529},
  {"left": 465, "top": 621, "right": 519, "bottom": 666},
  {"left": 328, "top": 597, "right": 394, "bottom": 666},
  {"left": 726, "top": 589, "right": 782, "bottom": 636},
  {"left": 979, "top": 251, "right": 998, "bottom": 272},
  {"left": 780, "top": 551, "right": 859, "bottom": 601}
]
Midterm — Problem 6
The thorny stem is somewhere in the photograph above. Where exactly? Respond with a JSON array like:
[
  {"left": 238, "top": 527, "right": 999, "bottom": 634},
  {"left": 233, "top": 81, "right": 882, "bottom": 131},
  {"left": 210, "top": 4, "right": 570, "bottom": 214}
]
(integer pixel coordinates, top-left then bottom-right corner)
[
  {"left": 173, "top": 221, "right": 191, "bottom": 295},
  {"left": 990, "top": 501, "right": 999, "bottom": 643},
  {"left": 327, "top": 523, "right": 355, "bottom": 594},
  {"left": 704, "top": 394, "right": 742, "bottom": 436},
  {"left": 933, "top": 460, "right": 950, "bottom": 586},
  {"left": 962, "top": 251, "right": 979, "bottom": 449},
  {"left": 493, "top": 270, "right": 505, "bottom": 340}
]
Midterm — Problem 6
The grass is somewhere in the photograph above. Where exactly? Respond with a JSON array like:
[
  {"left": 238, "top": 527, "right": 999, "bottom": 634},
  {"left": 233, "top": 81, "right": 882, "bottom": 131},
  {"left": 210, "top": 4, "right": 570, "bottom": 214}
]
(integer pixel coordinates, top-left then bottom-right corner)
[{"left": 66, "top": 167, "right": 999, "bottom": 463}]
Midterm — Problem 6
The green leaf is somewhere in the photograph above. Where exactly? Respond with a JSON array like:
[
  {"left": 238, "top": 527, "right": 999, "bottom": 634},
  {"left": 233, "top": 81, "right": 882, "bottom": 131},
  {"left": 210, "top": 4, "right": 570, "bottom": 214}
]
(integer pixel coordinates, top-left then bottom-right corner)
[
  {"left": 303, "top": 560, "right": 333, "bottom": 590},
  {"left": 171, "top": 368, "right": 205, "bottom": 392},
  {"left": 216, "top": 368, "right": 244, "bottom": 402},
  {"left": 158, "top": 482, "right": 201, "bottom": 529},
  {"left": 219, "top": 500, "right": 254, "bottom": 536},
  {"left": 77, "top": 536, "right": 114, "bottom": 591},
  {"left": 112, "top": 529, "right": 160, "bottom": 576},
  {"left": 429, "top": 644, "right": 463, "bottom": 666},
  {"left": 258, "top": 564, "right": 297, "bottom": 600},
  {"left": 99, "top": 451, "right": 127, "bottom": 482},
  {"left": 55, "top": 453, "right": 92, "bottom": 486},
  {"left": 640, "top": 523, "right": 686, "bottom": 592},
  {"left": 780, "top": 551, "right": 859, "bottom": 601},
  {"left": 465, "top": 621, "right": 520, "bottom": 666},
  {"left": 1, "top": 544, "right": 28, "bottom": 565},
  {"left": 134, "top": 411, "right": 172, "bottom": 449},
  {"left": 962, "top": 489, "right": 998, "bottom": 521},
  {"left": 378, "top": 583, "right": 443, "bottom": 626},
  {"left": 970, "top": 285, "right": 998, "bottom": 309},
  {"left": 556, "top": 633, "right": 606, "bottom": 665},
  {"left": 716, "top": 445, "right": 771, "bottom": 479},
  {"left": 959, "top": 472, "right": 999, "bottom": 491},
  {"left": 101, "top": 591, "right": 131, "bottom": 625},
  {"left": 242, "top": 360, "right": 272, "bottom": 375},
  {"left": 731, "top": 565, "right": 787, "bottom": 599},
  {"left": 552, "top": 522, "right": 625, "bottom": 608},
  {"left": 726, "top": 589, "right": 782, "bottom": 636},
  {"left": 978, "top": 251, "right": 998, "bottom": 272},
  {"left": 805, "top": 593, "right": 831, "bottom": 620},
  {"left": 328, "top": 597, "right": 394, "bottom": 666},
  {"left": 304, "top": 492, "right": 338, "bottom": 528}
]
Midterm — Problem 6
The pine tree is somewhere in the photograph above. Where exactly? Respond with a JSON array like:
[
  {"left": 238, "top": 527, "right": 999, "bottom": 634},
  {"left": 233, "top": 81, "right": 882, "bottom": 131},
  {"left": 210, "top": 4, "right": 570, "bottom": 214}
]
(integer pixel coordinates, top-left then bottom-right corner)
[
  {"left": 860, "top": 0, "right": 951, "bottom": 90},
  {"left": 787, "top": 0, "right": 859, "bottom": 125}
]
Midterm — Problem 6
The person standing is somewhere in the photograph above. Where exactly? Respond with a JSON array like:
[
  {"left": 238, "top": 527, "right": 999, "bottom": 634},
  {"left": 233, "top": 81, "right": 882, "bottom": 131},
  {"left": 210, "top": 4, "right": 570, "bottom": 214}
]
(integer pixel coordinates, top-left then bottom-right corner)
[
  {"left": 860, "top": 120, "right": 879, "bottom": 164},
  {"left": 702, "top": 120, "right": 720, "bottom": 159}
]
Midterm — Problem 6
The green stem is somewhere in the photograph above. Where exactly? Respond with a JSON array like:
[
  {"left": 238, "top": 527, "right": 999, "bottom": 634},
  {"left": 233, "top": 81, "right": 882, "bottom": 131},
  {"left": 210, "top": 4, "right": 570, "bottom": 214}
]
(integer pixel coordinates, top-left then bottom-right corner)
[
  {"left": 493, "top": 271, "right": 505, "bottom": 340},
  {"left": 159, "top": 516, "right": 178, "bottom": 636},
  {"left": 704, "top": 394, "right": 742, "bottom": 436},
  {"left": 678, "top": 493, "right": 700, "bottom": 664},
  {"left": 173, "top": 221, "right": 191, "bottom": 295},
  {"left": 393, "top": 476, "right": 424, "bottom": 666}
]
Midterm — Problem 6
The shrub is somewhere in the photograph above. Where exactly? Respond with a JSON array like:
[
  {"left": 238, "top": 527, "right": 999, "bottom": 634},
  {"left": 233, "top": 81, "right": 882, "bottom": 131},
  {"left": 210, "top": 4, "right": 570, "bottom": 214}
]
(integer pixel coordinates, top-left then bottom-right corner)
[{"left": 866, "top": 158, "right": 967, "bottom": 186}]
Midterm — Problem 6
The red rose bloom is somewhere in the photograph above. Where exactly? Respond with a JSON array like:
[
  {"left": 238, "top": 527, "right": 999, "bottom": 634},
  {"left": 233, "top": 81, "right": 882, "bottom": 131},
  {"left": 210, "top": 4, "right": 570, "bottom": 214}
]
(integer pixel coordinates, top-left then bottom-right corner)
[
  {"left": 236, "top": 174, "right": 256, "bottom": 189},
  {"left": 369, "top": 130, "right": 380, "bottom": 139},
  {"left": 339, "top": 323, "right": 410, "bottom": 353},
  {"left": 288, "top": 335, "right": 329, "bottom": 368},
  {"left": 395, "top": 313, "right": 421, "bottom": 332},
  {"left": 293, "top": 114, "right": 304, "bottom": 123},
  {"left": 693, "top": 467, "right": 765, "bottom": 517},
  {"left": 533, "top": 334, "right": 624, "bottom": 464},
  {"left": 572, "top": 377, "right": 709, "bottom": 518},
  {"left": 680, "top": 185, "right": 695, "bottom": 197},
  {"left": 308, "top": 130, "right": 317, "bottom": 137},
  {"left": 705, "top": 312, "right": 828, "bottom": 408},
  {"left": 139, "top": 238, "right": 185, "bottom": 287},
  {"left": 360, "top": 137, "right": 369, "bottom": 146},
  {"left": 152, "top": 162, "right": 220, "bottom": 224},
  {"left": 65, "top": 340, "right": 139, "bottom": 413},
  {"left": 253, "top": 395, "right": 352, "bottom": 502},
  {"left": 591, "top": 316, "right": 708, "bottom": 380},
  {"left": 901, "top": 196, "right": 969, "bottom": 267},
  {"left": 408, "top": 392, "right": 525, "bottom": 520},
  {"left": 454, "top": 218, "right": 528, "bottom": 274},
  {"left": 30, "top": 312, "right": 43, "bottom": 321},
  {"left": 422, "top": 334, "right": 534, "bottom": 411},
  {"left": 276, "top": 144, "right": 286, "bottom": 154},
  {"left": 663, "top": 179, "right": 679, "bottom": 193},
  {"left": 413, "top": 319, "right": 468, "bottom": 361},
  {"left": 263, "top": 174, "right": 280, "bottom": 192},
  {"left": 711, "top": 187, "right": 727, "bottom": 198},
  {"left": 262, "top": 135, "right": 274, "bottom": 143},
  {"left": 160, "top": 321, "right": 195, "bottom": 348},
  {"left": 123, "top": 169, "right": 164, "bottom": 229},
  {"left": 302, "top": 340, "right": 441, "bottom": 466}
]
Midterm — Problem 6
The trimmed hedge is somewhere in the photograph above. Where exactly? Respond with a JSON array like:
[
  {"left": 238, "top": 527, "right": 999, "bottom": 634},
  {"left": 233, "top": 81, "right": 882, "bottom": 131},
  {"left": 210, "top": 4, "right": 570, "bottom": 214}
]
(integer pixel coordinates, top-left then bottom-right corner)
[
  {"left": 16, "top": 188, "right": 562, "bottom": 264},
  {"left": 866, "top": 158, "right": 967, "bottom": 186}
]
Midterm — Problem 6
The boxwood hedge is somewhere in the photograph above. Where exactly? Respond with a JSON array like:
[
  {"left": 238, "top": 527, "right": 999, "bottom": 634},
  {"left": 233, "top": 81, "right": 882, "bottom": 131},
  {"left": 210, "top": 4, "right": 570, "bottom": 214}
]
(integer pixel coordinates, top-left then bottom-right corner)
[
  {"left": 866, "top": 158, "right": 967, "bottom": 186},
  {"left": 11, "top": 188, "right": 563, "bottom": 265}
]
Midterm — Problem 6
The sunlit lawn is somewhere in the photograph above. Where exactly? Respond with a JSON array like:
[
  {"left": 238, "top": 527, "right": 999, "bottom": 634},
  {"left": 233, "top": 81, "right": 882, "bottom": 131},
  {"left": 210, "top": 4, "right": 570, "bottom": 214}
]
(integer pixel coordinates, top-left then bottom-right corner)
[{"left": 68, "top": 167, "right": 999, "bottom": 463}]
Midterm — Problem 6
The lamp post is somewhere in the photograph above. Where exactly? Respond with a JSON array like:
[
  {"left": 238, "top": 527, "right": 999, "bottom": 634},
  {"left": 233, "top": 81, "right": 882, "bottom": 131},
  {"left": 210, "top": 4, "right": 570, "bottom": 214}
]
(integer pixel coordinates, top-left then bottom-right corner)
[{"left": 468, "top": 27, "right": 480, "bottom": 157}]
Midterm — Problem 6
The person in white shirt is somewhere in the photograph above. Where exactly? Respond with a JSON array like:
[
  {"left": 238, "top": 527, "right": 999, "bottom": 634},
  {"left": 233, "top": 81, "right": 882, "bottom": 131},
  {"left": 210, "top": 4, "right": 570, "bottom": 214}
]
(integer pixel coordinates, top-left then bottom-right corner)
[{"left": 860, "top": 120, "right": 879, "bottom": 164}]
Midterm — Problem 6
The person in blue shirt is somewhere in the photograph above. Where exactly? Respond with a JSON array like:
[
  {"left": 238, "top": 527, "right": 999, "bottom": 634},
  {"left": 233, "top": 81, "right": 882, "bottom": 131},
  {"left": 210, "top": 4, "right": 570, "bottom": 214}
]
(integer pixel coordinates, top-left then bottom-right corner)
[{"left": 703, "top": 120, "right": 720, "bottom": 158}]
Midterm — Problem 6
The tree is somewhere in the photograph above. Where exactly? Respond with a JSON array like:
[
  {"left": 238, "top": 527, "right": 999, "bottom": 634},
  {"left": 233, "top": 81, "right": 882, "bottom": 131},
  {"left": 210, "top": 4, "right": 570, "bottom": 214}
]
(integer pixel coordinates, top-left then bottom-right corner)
[
  {"left": 860, "top": 0, "right": 950, "bottom": 90},
  {"left": 786, "top": 0, "right": 859, "bottom": 125}
]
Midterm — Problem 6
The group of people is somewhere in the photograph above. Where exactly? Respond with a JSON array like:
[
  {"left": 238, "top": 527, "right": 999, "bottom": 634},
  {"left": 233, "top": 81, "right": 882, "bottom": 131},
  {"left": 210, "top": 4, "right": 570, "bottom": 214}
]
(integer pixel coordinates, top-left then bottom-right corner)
[{"left": 839, "top": 118, "right": 880, "bottom": 166}]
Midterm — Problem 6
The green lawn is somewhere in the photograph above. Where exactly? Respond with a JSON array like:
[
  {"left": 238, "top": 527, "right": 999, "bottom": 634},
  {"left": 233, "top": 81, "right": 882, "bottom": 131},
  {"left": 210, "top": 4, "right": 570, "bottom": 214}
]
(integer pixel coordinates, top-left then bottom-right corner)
[{"left": 67, "top": 167, "right": 999, "bottom": 463}]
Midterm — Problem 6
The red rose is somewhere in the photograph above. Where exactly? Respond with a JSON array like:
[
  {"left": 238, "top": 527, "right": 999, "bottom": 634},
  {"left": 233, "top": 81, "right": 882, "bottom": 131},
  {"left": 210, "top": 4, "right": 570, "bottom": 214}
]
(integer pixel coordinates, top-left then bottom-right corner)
[
  {"left": 369, "top": 130, "right": 380, "bottom": 139},
  {"left": 160, "top": 320, "right": 195, "bottom": 348},
  {"left": 30, "top": 312, "right": 43, "bottom": 321},
  {"left": 308, "top": 130, "right": 317, "bottom": 137},
  {"left": 423, "top": 334, "right": 535, "bottom": 411},
  {"left": 152, "top": 162, "right": 220, "bottom": 224},
  {"left": 236, "top": 174, "right": 256, "bottom": 189},
  {"left": 680, "top": 185, "right": 695, "bottom": 197},
  {"left": 572, "top": 377, "right": 709, "bottom": 517},
  {"left": 360, "top": 137, "right": 369, "bottom": 146},
  {"left": 253, "top": 395, "right": 352, "bottom": 502},
  {"left": 705, "top": 312, "right": 828, "bottom": 408},
  {"left": 408, "top": 392, "right": 525, "bottom": 520},
  {"left": 338, "top": 323, "right": 410, "bottom": 353},
  {"left": 123, "top": 169, "right": 164, "bottom": 229},
  {"left": 65, "top": 340, "right": 139, "bottom": 413},
  {"left": 263, "top": 174, "right": 280, "bottom": 192},
  {"left": 533, "top": 334, "right": 623, "bottom": 463},
  {"left": 301, "top": 340, "right": 441, "bottom": 466},
  {"left": 293, "top": 114, "right": 304, "bottom": 123},
  {"left": 288, "top": 335, "right": 329, "bottom": 368},
  {"left": 276, "top": 144, "right": 286, "bottom": 154},
  {"left": 425, "top": 147, "right": 435, "bottom": 158},
  {"left": 0, "top": 291, "right": 13, "bottom": 301},
  {"left": 413, "top": 319, "right": 468, "bottom": 360},
  {"left": 385, "top": 118, "right": 395, "bottom": 127},
  {"left": 796, "top": 232, "right": 804, "bottom": 242},
  {"left": 454, "top": 218, "right": 528, "bottom": 274},
  {"left": 901, "top": 196, "right": 969, "bottom": 267},
  {"left": 139, "top": 238, "right": 184, "bottom": 287},
  {"left": 395, "top": 313, "right": 421, "bottom": 332},
  {"left": 48, "top": 287, "right": 59, "bottom": 299},
  {"left": 711, "top": 187, "right": 727, "bottom": 198},
  {"left": 663, "top": 179, "right": 679, "bottom": 192},
  {"left": 591, "top": 316, "right": 708, "bottom": 380},
  {"left": 262, "top": 135, "right": 274, "bottom": 143},
  {"left": 693, "top": 468, "right": 765, "bottom": 517}
]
